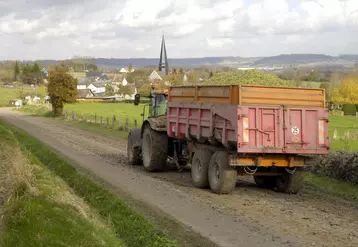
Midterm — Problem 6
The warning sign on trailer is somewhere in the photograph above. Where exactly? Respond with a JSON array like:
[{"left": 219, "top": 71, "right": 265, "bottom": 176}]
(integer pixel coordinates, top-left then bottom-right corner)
[{"left": 291, "top": 126, "right": 300, "bottom": 135}]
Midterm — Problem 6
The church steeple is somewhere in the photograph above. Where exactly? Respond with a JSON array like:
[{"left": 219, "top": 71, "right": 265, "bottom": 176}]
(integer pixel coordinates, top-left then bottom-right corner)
[{"left": 158, "top": 35, "right": 169, "bottom": 76}]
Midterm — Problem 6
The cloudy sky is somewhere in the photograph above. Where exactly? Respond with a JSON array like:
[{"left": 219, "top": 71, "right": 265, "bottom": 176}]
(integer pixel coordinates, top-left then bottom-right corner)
[{"left": 0, "top": 0, "right": 357, "bottom": 60}]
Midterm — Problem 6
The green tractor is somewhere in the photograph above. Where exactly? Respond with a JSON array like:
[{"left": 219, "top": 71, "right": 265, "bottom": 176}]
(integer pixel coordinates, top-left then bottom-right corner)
[{"left": 127, "top": 88, "right": 188, "bottom": 172}]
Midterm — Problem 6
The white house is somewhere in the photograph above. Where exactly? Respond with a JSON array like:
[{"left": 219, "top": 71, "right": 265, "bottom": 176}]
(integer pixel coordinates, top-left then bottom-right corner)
[
  {"left": 120, "top": 67, "right": 135, "bottom": 73},
  {"left": 122, "top": 78, "right": 128, "bottom": 86},
  {"left": 88, "top": 83, "right": 106, "bottom": 94},
  {"left": 148, "top": 70, "right": 165, "bottom": 82},
  {"left": 120, "top": 68, "right": 128, "bottom": 73}
]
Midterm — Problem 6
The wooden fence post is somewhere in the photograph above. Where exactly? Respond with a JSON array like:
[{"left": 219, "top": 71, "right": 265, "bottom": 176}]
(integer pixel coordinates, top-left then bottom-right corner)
[
  {"left": 119, "top": 118, "right": 123, "bottom": 130},
  {"left": 106, "top": 117, "right": 109, "bottom": 127},
  {"left": 125, "top": 118, "right": 129, "bottom": 131},
  {"left": 72, "top": 111, "right": 75, "bottom": 120},
  {"left": 100, "top": 116, "right": 103, "bottom": 124},
  {"left": 112, "top": 115, "right": 116, "bottom": 129},
  {"left": 134, "top": 119, "right": 137, "bottom": 128}
]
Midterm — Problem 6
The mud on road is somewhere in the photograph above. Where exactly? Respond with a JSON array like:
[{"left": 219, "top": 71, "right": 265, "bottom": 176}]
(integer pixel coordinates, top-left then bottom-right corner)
[{"left": 1, "top": 109, "right": 357, "bottom": 247}]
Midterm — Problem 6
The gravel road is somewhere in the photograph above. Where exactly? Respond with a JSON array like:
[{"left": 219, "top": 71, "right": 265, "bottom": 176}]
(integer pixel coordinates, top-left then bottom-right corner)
[{"left": 1, "top": 108, "right": 357, "bottom": 247}]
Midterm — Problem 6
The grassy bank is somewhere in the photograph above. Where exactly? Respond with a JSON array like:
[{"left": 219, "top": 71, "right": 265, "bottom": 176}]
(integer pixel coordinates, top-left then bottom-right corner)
[
  {"left": 0, "top": 125, "right": 125, "bottom": 247},
  {"left": 0, "top": 121, "right": 179, "bottom": 247}
]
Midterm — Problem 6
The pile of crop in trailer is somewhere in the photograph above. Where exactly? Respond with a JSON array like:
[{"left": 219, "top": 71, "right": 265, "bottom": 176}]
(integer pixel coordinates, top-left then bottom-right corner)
[{"left": 204, "top": 69, "right": 294, "bottom": 87}]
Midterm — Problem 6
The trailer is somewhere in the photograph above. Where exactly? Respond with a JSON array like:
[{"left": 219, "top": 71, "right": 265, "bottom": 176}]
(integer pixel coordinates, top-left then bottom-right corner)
[{"left": 127, "top": 85, "right": 329, "bottom": 194}]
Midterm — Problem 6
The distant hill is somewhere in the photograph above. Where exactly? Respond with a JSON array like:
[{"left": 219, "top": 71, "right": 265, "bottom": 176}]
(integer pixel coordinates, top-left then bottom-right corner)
[
  {"left": 253, "top": 54, "right": 334, "bottom": 66},
  {"left": 11, "top": 54, "right": 358, "bottom": 69}
]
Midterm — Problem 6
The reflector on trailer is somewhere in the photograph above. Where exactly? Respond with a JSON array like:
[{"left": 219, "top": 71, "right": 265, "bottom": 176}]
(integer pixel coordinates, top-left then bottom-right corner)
[
  {"left": 243, "top": 117, "right": 249, "bottom": 143},
  {"left": 318, "top": 120, "right": 324, "bottom": 145}
]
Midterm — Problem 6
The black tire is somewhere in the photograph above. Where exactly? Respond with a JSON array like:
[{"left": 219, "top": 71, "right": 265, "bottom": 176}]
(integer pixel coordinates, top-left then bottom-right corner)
[
  {"left": 191, "top": 149, "right": 213, "bottom": 188},
  {"left": 127, "top": 133, "right": 142, "bottom": 166},
  {"left": 142, "top": 126, "right": 168, "bottom": 172},
  {"left": 253, "top": 176, "right": 276, "bottom": 189},
  {"left": 275, "top": 170, "right": 304, "bottom": 194},
  {"left": 208, "top": 151, "right": 237, "bottom": 194}
]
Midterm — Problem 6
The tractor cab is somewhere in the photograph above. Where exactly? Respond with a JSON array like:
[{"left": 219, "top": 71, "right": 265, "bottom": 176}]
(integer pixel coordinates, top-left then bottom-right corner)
[{"left": 134, "top": 84, "right": 168, "bottom": 120}]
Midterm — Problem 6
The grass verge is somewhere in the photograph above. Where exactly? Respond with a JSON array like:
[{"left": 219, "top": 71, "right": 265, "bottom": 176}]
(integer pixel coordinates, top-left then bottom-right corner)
[
  {"left": 0, "top": 124, "right": 125, "bottom": 247},
  {"left": 305, "top": 173, "right": 358, "bottom": 202},
  {"left": 1, "top": 120, "right": 179, "bottom": 247}
]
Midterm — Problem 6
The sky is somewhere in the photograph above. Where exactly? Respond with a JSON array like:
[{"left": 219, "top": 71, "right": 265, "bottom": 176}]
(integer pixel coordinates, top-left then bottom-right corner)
[{"left": 0, "top": 0, "right": 358, "bottom": 60}]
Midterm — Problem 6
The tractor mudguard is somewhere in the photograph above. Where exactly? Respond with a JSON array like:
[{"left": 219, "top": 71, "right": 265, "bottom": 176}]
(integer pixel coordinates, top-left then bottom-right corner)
[
  {"left": 141, "top": 117, "right": 167, "bottom": 136},
  {"left": 128, "top": 128, "right": 142, "bottom": 148}
]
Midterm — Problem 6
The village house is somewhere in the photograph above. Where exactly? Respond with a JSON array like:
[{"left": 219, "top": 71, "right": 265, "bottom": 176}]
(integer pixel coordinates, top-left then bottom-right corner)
[
  {"left": 148, "top": 70, "right": 165, "bottom": 82},
  {"left": 87, "top": 82, "right": 106, "bottom": 94}
]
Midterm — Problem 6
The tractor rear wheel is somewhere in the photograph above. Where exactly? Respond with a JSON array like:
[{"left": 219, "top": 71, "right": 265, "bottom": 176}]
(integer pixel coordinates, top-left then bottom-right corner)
[
  {"left": 208, "top": 151, "right": 237, "bottom": 194},
  {"left": 127, "top": 132, "right": 142, "bottom": 166},
  {"left": 142, "top": 126, "right": 168, "bottom": 172},
  {"left": 191, "top": 149, "right": 213, "bottom": 188},
  {"left": 275, "top": 170, "right": 304, "bottom": 194},
  {"left": 253, "top": 176, "right": 276, "bottom": 189}
]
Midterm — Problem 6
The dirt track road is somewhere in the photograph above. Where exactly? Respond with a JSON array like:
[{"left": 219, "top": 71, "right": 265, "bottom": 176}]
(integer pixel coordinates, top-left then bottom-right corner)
[{"left": 1, "top": 108, "right": 357, "bottom": 247}]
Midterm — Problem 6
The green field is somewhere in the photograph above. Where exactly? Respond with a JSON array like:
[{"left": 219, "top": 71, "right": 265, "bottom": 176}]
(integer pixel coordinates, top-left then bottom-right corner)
[
  {"left": 63, "top": 102, "right": 146, "bottom": 125},
  {"left": 329, "top": 115, "right": 358, "bottom": 150},
  {"left": 0, "top": 87, "right": 46, "bottom": 107}
]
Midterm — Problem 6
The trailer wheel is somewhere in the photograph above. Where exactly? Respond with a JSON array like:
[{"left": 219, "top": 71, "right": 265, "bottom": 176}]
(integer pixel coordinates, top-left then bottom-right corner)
[
  {"left": 191, "top": 149, "right": 213, "bottom": 188},
  {"left": 127, "top": 133, "right": 142, "bottom": 166},
  {"left": 253, "top": 176, "right": 276, "bottom": 189},
  {"left": 142, "top": 126, "right": 168, "bottom": 172},
  {"left": 208, "top": 151, "right": 237, "bottom": 194},
  {"left": 275, "top": 170, "right": 304, "bottom": 194}
]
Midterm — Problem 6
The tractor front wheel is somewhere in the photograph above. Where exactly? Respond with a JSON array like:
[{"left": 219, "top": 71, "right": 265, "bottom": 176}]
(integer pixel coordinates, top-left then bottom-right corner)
[{"left": 142, "top": 126, "right": 168, "bottom": 172}]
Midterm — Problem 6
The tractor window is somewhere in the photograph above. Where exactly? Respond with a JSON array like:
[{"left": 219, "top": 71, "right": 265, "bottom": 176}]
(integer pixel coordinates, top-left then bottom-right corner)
[
  {"left": 148, "top": 94, "right": 167, "bottom": 117},
  {"left": 155, "top": 94, "right": 167, "bottom": 116}
]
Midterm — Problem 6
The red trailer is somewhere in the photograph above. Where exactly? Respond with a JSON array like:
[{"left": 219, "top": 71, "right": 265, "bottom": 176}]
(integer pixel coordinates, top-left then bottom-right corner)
[{"left": 128, "top": 85, "right": 329, "bottom": 194}]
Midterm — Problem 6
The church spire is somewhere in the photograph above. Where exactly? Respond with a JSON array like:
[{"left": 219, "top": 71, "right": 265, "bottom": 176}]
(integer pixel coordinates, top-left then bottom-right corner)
[{"left": 158, "top": 34, "right": 169, "bottom": 76}]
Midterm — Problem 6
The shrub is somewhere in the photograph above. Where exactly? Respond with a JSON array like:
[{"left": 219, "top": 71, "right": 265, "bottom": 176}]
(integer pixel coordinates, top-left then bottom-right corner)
[
  {"left": 309, "top": 151, "right": 358, "bottom": 184},
  {"left": 342, "top": 104, "right": 357, "bottom": 115}
]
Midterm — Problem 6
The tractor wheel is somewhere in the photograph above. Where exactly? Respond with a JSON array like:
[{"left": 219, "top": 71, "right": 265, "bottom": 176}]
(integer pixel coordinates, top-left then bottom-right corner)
[
  {"left": 275, "top": 170, "right": 304, "bottom": 194},
  {"left": 208, "top": 151, "right": 237, "bottom": 194},
  {"left": 253, "top": 176, "right": 276, "bottom": 189},
  {"left": 127, "top": 132, "right": 142, "bottom": 166},
  {"left": 142, "top": 126, "right": 168, "bottom": 172},
  {"left": 191, "top": 149, "right": 213, "bottom": 188}
]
